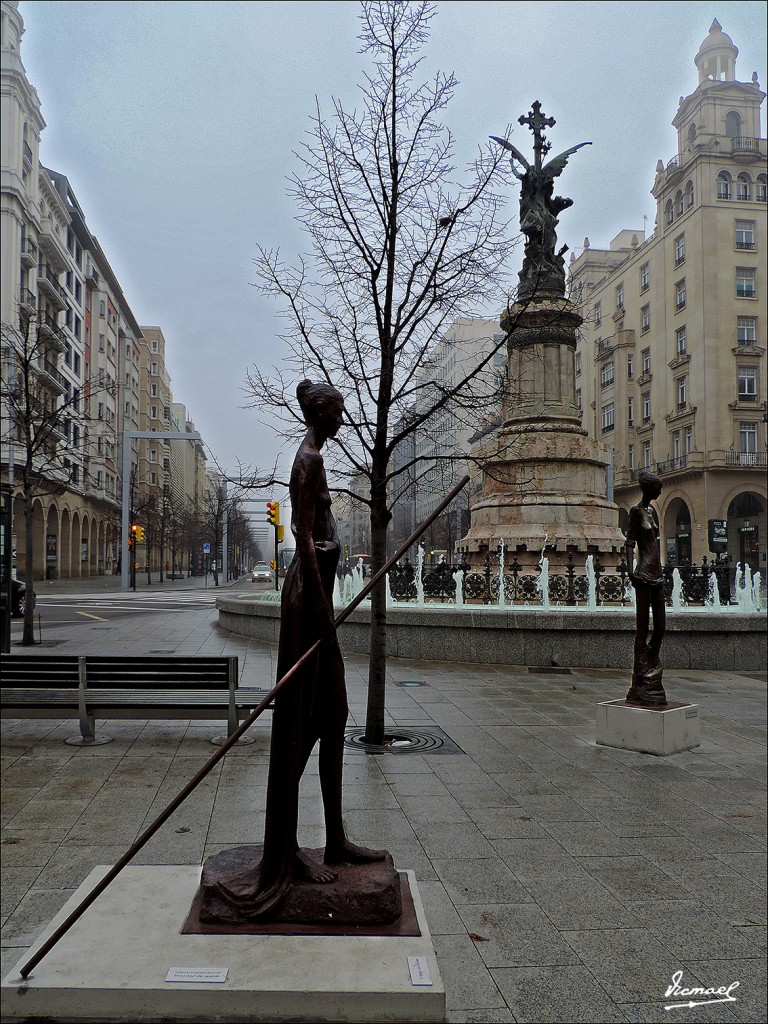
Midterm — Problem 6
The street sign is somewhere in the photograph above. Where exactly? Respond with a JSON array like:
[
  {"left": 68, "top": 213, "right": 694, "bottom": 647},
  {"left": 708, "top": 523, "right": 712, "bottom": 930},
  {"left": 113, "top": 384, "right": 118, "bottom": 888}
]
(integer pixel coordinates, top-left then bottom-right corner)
[
  {"left": 203, "top": 543, "right": 211, "bottom": 554},
  {"left": 708, "top": 519, "right": 727, "bottom": 553}
]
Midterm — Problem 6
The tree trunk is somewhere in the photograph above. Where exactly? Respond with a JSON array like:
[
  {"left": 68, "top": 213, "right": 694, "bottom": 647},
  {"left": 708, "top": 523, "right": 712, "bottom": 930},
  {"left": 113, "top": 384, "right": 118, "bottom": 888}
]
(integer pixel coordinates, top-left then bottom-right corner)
[
  {"left": 21, "top": 492, "right": 35, "bottom": 646},
  {"left": 364, "top": 499, "right": 390, "bottom": 745}
]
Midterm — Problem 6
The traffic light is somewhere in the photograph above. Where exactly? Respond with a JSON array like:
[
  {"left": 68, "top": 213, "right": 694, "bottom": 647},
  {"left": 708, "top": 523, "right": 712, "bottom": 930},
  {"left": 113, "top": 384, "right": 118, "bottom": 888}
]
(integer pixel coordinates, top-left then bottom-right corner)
[
  {"left": 277, "top": 525, "right": 284, "bottom": 543},
  {"left": 135, "top": 526, "right": 145, "bottom": 543},
  {"left": 266, "top": 501, "right": 280, "bottom": 527}
]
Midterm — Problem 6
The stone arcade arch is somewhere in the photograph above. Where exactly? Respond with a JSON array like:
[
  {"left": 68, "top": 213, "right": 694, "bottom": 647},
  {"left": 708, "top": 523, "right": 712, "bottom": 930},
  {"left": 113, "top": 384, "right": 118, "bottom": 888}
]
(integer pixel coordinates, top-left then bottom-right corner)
[
  {"left": 726, "top": 491, "right": 766, "bottom": 575},
  {"left": 662, "top": 495, "right": 693, "bottom": 566},
  {"left": 60, "top": 508, "right": 72, "bottom": 579},
  {"left": 44, "top": 504, "right": 59, "bottom": 580}
]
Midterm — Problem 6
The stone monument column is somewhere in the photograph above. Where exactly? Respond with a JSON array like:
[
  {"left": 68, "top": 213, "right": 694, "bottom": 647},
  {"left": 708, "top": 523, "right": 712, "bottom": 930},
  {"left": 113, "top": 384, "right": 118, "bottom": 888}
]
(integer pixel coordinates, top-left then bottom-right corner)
[{"left": 461, "top": 104, "right": 625, "bottom": 564}]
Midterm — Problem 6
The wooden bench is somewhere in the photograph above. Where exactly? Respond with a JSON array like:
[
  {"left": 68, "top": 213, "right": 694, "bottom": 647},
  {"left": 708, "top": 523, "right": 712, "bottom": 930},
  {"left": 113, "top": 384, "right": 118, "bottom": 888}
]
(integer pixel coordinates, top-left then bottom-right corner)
[{"left": 0, "top": 655, "right": 272, "bottom": 746}]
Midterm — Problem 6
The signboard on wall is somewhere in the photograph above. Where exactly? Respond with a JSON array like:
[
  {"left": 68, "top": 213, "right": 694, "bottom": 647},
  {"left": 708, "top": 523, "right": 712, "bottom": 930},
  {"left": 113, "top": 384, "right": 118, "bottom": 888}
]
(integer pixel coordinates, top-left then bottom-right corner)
[{"left": 708, "top": 519, "right": 728, "bottom": 553}]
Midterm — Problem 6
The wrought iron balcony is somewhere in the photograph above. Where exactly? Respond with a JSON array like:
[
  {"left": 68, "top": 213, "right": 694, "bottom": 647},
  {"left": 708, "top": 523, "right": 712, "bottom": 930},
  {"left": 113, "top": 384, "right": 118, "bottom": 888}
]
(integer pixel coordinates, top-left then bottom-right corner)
[
  {"left": 731, "top": 136, "right": 761, "bottom": 158},
  {"left": 20, "top": 236, "right": 38, "bottom": 267},
  {"left": 726, "top": 451, "right": 767, "bottom": 467}
]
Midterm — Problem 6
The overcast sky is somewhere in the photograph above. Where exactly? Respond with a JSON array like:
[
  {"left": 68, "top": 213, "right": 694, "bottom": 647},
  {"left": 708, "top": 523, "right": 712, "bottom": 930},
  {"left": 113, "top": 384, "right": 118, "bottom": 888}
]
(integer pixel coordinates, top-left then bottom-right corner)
[{"left": 18, "top": 0, "right": 767, "bottom": 480}]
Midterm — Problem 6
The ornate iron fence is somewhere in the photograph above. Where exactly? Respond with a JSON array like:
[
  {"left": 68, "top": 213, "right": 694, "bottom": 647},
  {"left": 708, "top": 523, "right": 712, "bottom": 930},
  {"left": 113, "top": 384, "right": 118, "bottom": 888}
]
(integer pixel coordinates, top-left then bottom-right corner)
[{"left": 387, "top": 551, "right": 735, "bottom": 607}]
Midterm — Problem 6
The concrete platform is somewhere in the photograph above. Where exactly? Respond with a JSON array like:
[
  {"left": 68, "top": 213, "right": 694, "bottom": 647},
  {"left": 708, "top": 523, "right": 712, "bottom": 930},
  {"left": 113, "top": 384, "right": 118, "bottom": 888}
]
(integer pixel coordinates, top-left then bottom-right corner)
[
  {"left": 596, "top": 699, "right": 701, "bottom": 755},
  {"left": 1, "top": 866, "right": 445, "bottom": 1024}
]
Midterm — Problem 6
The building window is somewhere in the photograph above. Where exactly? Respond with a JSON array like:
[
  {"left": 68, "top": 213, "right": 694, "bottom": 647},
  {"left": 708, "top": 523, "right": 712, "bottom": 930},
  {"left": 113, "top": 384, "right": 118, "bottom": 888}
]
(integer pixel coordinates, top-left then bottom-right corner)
[
  {"left": 593, "top": 302, "right": 601, "bottom": 327},
  {"left": 628, "top": 444, "right": 635, "bottom": 470},
  {"left": 575, "top": 352, "right": 582, "bottom": 375},
  {"left": 149, "top": 472, "right": 157, "bottom": 485},
  {"left": 640, "top": 263, "right": 649, "bottom": 292},
  {"left": 99, "top": 300, "right": 105, "bottom": 317},
  {"left": 757, "top": 174, "right": 767, "bottom": 203},
  {"left": 98, "top": 334, "right": 105, "bottom": 352},
  {"left": 149, "top": 449, "right": 157, "bottom": 463},
  {"left": 150, "top": 405, "right": 158, "bottom": 419},
  {"left": 736, "top": 173, "right": 751, "bottom": 201},
  {"left": 150, "top": 383, "right": 158, "bottom": 397},
  {"left": 676, "top": 325, "right": 687, "bottom": 355},
  {"left": 601, "top": 402, "right": 615, "bottom": 433},
  {"left": 151, "top": 340, "right": 158, "bottom": 352},
  {"left": 600, "top": 360, "right": 615, "bottom": 388},
  {"left": 642, "top": 440, "right": 652, "bottom": 468},
  {"left": 675, "top": 190, "right": 684, "bottom": 217},
  {"left": 616, "top": 284, "right": 624, "bottom": 311},
  {"left": 641, "top": 305, "right": 650, "bottom": 333},
  {"left": 737, "top": 316, "right": 757, "bottom": 345},
  {"left": 628, "top": 396, "right": 634, "bottom": 426},
  {"left": 163, "top": 458, "right": 170, "bottom": 472},
  {"left": 150, "top": 361, "right": 158, "bottom": 375},
  {"left": 684, "top": 425, "right": 694, "bottom": 454},
  {"left": 575, "top": 387, "right": 582, "bottom": 411},
  {"left": 627, "top": 353, "right": 634, "bottom": 379},
  {"left": 97, "top": 402, "right": 104, "bottom": 420},
  {"left": 642, "top": 391, "right": 651, "bottom": 423},
  {"left": 735, "top": 220, "right": 755, "bottom": 250},
  {"left": 739, "top": 421, "right": 758, "bottom": 453},
  {"left": 674, "top": 234, "right": 685, "bottom": 265},
  {"left": 738, "top": 366, "right": 757, "bottom": 401},
  {"left": 675, "top": 279, "right": 686, "bottom": 310},
  {"left": 665, "top": 199, "right": 674, "bottom": 225},
  {"left": 641, "top": 348, "right": 651, "bottom": 374},
  {"left": 685, "top": 180, "right": 694, "bottom": 209},
  {"left": 717, "top": 171, "right": 731, "bottom": 199},
  {"left": 736, "top": 267, "right": 756, "bottom": 298},
  {"left": 672, "top": 430, "right": 681, "bottom": 463},
  {"left": 676, "top": 376, "right": 687, "bottom": 409},
  {"left": 726, "top": 110, "right": 742, "bottom": 138}
]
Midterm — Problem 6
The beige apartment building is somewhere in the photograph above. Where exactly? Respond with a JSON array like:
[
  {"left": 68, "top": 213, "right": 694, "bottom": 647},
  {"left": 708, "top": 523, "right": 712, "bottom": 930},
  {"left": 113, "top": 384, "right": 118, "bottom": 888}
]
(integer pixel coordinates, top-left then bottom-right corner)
[
  {"left": 569, "top": 20, "right": 767, "bottom": 574},
  {"left": 1, "top": 0, "right": 210, "bottom": 579}
]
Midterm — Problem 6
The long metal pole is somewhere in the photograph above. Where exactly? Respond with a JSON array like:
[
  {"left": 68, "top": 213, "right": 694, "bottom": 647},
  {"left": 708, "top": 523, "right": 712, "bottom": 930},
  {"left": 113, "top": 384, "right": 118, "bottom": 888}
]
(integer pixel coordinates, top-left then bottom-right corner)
[{"left": 18, "top": 475, "right": 469, "bottom": 980}]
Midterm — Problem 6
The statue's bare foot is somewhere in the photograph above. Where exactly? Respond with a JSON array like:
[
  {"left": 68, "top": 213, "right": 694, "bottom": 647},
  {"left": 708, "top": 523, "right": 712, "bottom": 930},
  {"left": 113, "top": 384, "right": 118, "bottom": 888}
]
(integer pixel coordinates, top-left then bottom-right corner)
[
  {"left": 296, "top": 849, "right": 337, "bottom": 884},
  {"left": 324, "top": 838, "right": 388, "bottom": 865}
]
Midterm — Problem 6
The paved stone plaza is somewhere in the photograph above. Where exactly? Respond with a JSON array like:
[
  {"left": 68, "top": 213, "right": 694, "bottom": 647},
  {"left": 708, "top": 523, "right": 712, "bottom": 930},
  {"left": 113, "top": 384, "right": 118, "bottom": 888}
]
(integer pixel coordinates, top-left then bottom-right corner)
[{"left": 1, "top": 599, "right": 766, "bottom": 1022}]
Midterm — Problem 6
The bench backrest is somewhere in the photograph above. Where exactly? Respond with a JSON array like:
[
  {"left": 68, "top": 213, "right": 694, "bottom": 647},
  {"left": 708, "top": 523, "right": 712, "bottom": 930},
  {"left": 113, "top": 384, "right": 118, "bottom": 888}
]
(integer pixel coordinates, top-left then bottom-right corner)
[
  {"left": 0, "top": 655, "right": 237, "bottom": 690},
  {"left": 1, "top": 656, "right": 81, "bottom": 688}
]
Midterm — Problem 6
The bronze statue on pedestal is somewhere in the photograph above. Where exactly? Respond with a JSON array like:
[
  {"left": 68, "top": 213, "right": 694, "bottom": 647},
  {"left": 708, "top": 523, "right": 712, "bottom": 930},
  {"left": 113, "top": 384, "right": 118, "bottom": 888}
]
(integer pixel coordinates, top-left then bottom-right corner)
[{"left": 625, "top": 471, "right": 668, "bottom": 707}]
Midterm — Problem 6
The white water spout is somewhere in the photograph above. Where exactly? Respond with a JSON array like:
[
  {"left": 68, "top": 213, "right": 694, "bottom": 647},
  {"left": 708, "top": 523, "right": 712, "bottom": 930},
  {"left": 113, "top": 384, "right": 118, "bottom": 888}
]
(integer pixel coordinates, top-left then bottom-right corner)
[
  {"left": 585, "top": 555, "right": 597, "bottom": 610},
  {"left": 453, "top": 569, "right": 465, "bottom": 607},
  {"left": 537, "top": 555, "right": 550, "bottom": 609},
  {"left": 734, "top": 563, "right": 757, "bottom": 613},
  {"left": 706, "top": 572, "right": 722, "bottom": 610},
  {"left": 415, "top": 546, "right": 425, "bottom": 607},
  {"left": 497, "top": 541, "right": 506, "bottom": 608},
  {"left": 670, "top": 568, "right": 685, "bottom": 610},
  {"left": 752, "top": 571, "right": 763, "bottom": 610}
]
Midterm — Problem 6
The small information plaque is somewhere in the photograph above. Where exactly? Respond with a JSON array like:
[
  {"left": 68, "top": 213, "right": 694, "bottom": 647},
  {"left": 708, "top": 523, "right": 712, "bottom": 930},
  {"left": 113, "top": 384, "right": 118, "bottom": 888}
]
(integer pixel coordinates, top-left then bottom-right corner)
[
  {"left": 165, "top": 967, "right": 228, "bottom": 984},
  {"left": 407, "top": 955, "right": 432, "bottom": 986}
]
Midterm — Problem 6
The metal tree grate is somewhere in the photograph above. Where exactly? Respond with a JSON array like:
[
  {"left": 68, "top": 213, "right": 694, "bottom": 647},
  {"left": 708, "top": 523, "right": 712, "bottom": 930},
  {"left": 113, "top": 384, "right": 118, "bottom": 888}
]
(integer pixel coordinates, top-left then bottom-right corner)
[{"left": 344, "top": 726, "right": 464, "bottom": 755}]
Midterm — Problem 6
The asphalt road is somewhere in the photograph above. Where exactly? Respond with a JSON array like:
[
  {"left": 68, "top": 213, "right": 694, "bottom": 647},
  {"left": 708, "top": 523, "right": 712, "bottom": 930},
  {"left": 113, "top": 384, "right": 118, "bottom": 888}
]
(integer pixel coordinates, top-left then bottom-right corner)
[{"left": 8, "top": 577, "right": 273, "bottom": 639}]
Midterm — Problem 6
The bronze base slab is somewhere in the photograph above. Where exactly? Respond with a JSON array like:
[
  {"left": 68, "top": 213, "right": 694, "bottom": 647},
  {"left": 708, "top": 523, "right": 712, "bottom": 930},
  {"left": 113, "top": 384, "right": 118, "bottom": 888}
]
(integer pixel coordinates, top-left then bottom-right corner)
[{"left": 186, "top": 845, "right": 416, "bottom": 935}]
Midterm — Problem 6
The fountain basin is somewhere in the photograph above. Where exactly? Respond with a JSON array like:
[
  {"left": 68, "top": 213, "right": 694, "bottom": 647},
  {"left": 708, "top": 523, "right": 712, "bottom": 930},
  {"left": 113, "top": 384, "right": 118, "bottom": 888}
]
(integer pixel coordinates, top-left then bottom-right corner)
[{"left": 217, "top": 596, "right": 766, "bottom": 672}]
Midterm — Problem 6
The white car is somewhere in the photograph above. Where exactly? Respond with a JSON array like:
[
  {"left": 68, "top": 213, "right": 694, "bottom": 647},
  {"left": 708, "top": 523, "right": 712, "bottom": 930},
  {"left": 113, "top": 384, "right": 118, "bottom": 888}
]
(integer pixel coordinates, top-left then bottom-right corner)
[{"left": 251, "top": 563, "right": 272, "bottom": 583}]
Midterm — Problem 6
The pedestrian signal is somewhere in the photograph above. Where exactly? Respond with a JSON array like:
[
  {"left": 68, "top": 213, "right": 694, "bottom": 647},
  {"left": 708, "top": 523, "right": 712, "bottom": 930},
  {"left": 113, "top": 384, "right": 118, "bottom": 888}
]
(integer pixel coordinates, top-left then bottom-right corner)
[{"left": 266, "top": 501, "right": 280, "bottom": 526}]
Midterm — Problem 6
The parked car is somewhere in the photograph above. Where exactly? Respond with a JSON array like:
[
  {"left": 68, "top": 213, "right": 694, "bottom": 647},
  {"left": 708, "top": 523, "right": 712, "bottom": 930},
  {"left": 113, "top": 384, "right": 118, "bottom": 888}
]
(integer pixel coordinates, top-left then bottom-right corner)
[
  {"left": 11, "top": 578, "right": 35, "bottom": 618},
  {"left": 251, "top": 563, "right": 273, "bottom": 583}
]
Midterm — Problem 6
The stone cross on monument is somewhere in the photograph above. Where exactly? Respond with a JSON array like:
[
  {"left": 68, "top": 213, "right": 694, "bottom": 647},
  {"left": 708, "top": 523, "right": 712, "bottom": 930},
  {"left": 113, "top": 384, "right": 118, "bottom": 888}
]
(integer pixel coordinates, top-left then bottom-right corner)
[{"left": 518, "top": 100, "right": 556, "bottom": 170}]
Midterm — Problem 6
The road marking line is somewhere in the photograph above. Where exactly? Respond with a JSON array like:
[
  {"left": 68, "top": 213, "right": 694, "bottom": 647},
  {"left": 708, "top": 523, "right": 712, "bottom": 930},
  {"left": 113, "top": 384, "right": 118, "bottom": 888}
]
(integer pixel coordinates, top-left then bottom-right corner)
[{"left": 76, "top": 611, "right": 109, "bottom": 621}]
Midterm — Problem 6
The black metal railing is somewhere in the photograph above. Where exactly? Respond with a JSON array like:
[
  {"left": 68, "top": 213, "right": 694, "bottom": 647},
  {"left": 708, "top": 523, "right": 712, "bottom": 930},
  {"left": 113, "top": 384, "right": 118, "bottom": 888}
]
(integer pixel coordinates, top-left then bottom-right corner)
[{"left": 382, "top": 552, "right": 740, "bottom": 608}]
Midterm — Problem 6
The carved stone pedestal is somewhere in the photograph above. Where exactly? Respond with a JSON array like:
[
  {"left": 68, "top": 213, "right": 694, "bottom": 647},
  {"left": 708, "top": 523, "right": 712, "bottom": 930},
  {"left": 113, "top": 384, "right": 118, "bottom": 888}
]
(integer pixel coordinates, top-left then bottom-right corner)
[
  {"left": 461, "top": 298, "right": 625, "bottom": 564},
  {"left": 596, "top": 699, "right": 701, "bottom": 756}
]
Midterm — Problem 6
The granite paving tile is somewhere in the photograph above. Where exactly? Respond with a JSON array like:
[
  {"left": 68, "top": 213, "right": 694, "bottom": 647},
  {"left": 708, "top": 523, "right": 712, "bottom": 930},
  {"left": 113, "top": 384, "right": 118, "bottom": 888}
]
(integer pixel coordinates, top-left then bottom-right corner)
[
  {"left": 580, "top": 855, "right": 688, "bottom": 902},
  {"left": 622, "top": 900, "right": 761, "bottom": 959},
  {"left": 684, "top": 957, "right": 766, "bottom": 1024},
  {"left": 457, "top": 903, "right": 582, "bottom": 969},
  {"left": 432, "top": 857, "right": 532, "bottom": 906},
  {"left": 416, "top": 879, "right": 466, "bottom": 935},
  {"left": 492, "top": 965, "right": 627, "bottom": 1023},
  {"left": 432, "top": 932, "right": 511, "bottom": 1012}
]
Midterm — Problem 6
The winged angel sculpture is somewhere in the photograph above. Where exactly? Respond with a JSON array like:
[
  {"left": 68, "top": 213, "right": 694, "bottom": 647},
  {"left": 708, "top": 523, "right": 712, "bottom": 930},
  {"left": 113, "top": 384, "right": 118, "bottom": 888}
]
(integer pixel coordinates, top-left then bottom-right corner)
[{"left": 492, "top": 102, "right": 591, "bottom": 301}]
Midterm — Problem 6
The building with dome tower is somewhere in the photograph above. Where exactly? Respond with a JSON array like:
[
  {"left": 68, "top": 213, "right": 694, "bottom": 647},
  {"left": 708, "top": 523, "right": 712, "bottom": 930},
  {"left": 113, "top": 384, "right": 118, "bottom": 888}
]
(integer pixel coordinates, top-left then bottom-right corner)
[{"left": 568, "top": 20, "right": 767, "bottom": 576}]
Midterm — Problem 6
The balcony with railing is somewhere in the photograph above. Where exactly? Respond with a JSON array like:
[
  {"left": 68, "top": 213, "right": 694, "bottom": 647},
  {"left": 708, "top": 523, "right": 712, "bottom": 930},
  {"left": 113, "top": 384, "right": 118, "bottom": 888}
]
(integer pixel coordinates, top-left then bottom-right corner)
[
  {"left": 665, "top": 154, "right": 681, "bottom": 179},
  {"left": 22, "top": 140, "right": 33, "bottom": 168},
  {"left": 39, "top": 358, "right": 67, "bottom": 394},
  {"left": 731, "top": 136, "right": 763, "bottom": 160},
  {"left": 19, "top": 288, "right": 36, "bottom": 314},
  {"left": 725, "top": 450, "right": 767, "bottom": 468},
  {"left": 37, "top": 266, "right": 67, "bottom": 308},
  {"left": 37, "top": 216, "right": 69, "bottom": 269},
  {"left": 20, "top": 235, "right": 38, "bottom": 267}
]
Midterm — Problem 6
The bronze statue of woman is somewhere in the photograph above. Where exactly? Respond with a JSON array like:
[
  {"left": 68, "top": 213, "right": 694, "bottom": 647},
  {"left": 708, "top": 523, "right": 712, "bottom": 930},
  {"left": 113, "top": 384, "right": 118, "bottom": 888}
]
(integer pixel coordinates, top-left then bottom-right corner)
[
  {"left": 216, "top": 379, "right": 384, "bottom": 919},
  {"left": 625, "top": 470, "right": 668, "bottom": 707}
]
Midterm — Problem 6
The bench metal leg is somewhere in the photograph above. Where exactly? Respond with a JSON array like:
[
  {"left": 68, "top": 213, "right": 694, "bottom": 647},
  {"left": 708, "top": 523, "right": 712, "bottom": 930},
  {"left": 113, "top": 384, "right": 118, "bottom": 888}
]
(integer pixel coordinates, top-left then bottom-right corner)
[{"left": 65, "top": 658, "right": 112, "bottom": 745}]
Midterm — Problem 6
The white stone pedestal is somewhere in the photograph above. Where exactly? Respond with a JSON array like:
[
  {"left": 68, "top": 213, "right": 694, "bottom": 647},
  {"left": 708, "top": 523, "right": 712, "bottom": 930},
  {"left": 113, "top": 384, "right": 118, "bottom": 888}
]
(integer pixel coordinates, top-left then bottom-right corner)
[
  {"left": 596, "top": 699, "right": 701, "bottom": 756},
  {"left": 1, "top": 866, "right": 445, "bottom": 1023}
]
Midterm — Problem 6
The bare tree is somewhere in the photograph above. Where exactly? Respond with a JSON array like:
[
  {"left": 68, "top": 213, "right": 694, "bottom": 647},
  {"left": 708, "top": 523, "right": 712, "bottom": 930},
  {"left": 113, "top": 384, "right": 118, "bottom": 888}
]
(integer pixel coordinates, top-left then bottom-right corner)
[
  {"left": 0, "top": 309, "right": 110, "bottom": 644},
  {"left": 244, "top": 1, "right": 525, "bottom": 742}
]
